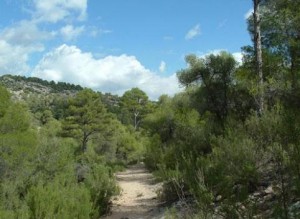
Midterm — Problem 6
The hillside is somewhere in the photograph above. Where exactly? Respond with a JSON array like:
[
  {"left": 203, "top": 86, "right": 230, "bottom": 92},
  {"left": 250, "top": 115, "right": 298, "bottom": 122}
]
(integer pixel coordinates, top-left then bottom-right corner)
[
  {"left": 0, "top": 74, "right": 82, "bottom": 98},
  {"left": 0, "top": 74, "right": 121, "bottom": 113},
  {"left": 0, "top": 79, "right": 150, "bottom": 218}
]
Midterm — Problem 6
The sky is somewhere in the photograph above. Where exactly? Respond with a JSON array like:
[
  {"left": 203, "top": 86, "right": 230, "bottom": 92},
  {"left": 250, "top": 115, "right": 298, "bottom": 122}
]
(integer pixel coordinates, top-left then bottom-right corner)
[{"left": 0, "top": 0, "right": 253, "bottom": 99}]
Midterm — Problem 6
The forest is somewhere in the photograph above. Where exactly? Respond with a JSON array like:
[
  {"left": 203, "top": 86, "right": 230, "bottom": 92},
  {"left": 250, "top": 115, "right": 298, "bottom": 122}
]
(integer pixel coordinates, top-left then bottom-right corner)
[{"left": 0, "top": 0, "right": 300, "bottom": 218}]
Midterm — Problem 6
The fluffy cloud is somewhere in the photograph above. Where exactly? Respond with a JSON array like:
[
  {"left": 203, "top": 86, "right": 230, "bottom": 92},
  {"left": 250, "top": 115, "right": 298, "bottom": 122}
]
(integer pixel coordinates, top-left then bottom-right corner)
[
  {"left": 159, "top": 61, "right": 166, "bottom": 73},
  {"left": 60, "top": 25, "right": 85, "bottom": 41},
  {"left": 0, "top": 40, "right": 30, "bottom": 74},
  {"left": 32, "top": 44, "right": 181, "bottom": 99},
  {"left": 33, "top": 0, "right": 87, "bottom": 23},
  {"left": 1, "top": 20, "right": 50, "bottom": 45},
  {"left": 0, "top": 20, "right": 49, "bottom": 75},
  {"left": 185, "top": 24, "right": 201, "bottom": 40},
  {"left": 0, "top": 0, "right": 89, "bottom": 75}
]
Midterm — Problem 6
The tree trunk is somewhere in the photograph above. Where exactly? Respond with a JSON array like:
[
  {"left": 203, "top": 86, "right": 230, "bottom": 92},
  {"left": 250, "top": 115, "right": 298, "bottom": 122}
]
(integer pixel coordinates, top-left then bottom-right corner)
[
  {"left": 82, "top": 133, "right": 89, "bottom": 152},
  {"left": 253, "top": 0, "right": 264, "bottom": 115},
  {"left": 134, "top": 111, "right": 140, "bottom": 130}
]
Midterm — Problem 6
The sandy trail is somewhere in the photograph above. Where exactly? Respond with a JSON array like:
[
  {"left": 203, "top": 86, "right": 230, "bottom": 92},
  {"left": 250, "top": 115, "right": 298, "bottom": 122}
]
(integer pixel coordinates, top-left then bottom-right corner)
[{"left": 102, "top": 163, "right": 165, "bottom": 219}]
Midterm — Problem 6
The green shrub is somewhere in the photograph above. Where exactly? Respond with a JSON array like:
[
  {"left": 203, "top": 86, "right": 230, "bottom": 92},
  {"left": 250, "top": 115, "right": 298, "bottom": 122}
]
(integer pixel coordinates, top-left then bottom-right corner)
[
  {"left": 80, "top": 151, "right": 118, "bottom": 217},
  {"left": 27, "top": 177, "right": 92, "bottom": 219}
]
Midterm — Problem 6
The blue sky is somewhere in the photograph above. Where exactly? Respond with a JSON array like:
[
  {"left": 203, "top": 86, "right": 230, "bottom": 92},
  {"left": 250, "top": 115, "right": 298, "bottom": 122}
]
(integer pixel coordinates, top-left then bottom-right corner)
[{"left": 0, "top": 0, "right": 252, "bottom": 99}]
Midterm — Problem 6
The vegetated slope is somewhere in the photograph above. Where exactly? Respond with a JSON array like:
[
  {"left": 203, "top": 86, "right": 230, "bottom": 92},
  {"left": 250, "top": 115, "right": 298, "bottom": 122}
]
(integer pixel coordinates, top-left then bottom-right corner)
[
  {"left": 0, "top": 74, "right": 121, "bottom": 113},
  {"left": 0, "top": 74, "right": 82, "bottom": 95},
  {"left": 0, "top": 81, "right": 148, "bottom": 218}
]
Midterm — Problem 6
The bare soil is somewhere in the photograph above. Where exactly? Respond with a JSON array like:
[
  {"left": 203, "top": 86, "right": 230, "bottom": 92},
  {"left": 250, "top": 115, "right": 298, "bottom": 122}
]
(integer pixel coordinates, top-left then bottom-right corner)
[{"left": 102, "top": 163, "right": 165, "bottom": 219}]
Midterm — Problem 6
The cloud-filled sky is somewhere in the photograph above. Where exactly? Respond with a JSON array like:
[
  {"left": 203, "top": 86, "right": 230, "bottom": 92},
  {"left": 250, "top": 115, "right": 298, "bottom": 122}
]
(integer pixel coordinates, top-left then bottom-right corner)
[{"left": 0, "top": 0, "right": 252, "bottom": 99}]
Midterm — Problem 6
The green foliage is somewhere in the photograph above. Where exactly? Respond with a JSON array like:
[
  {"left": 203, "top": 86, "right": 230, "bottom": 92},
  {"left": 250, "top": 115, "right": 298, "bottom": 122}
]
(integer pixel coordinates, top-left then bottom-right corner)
[
  {"left": 0, "top": 102, "right": 37, "bottom": 178},
  {"left": 0, "top": 103, "right": 31, "bottom": 133},
  {"left": 120, "top": 87, "right": 152, "bottom": 130},
  {"left": 144, "top": 92, "right": 212, "bottom": 206},
  {"left": 1, "top": 3, "right": 300, "bottom": 216},
  {"left": 246, "top": 109, "right": 281, "bottom": 149},
  {"left": 101, "top": 92, "right": 121, "bottom": 115},
  {"left": 27, "top": 178, "right": 92, "bottom": 219},
  {"left": 144, "top": 134, "right": 164, "bottom": 170},
  {"left": 62, "top": 89, "right": 110, "bottom": 152},
  {"left": 208, "top": 132, "right": 258, "bottom": 199},
  {"left": 145, "top": 43, "right": 300, "bottom": 218},
  {"left": 164, "top": 207, "right": 179, "bottom": 219},
  {"left": 177, "top": 52, "right": 238, "bottom": 125},
  {"left": 115, "top": 128, "right": 146, "bottom": 163},
  {"left": 83, "top": 158, "right": 117, "bottom": 217},
  {"left": 0, "top": 86, "right": 122, "bottom": 218},
  {"left": 246, "top": 0, "right": 300, "bottom": 94},
  {"left": 33, "top": 122, "right": 76, "bottom": 183},
  {"left": 0, "top": 86, "right": 11, "bottom": 117}
]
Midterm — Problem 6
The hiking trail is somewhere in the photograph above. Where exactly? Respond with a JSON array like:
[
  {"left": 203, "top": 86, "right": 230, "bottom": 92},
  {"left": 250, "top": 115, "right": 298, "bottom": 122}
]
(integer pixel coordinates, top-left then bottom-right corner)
[{"left": 102, "top": 163, "right": 165, "bottom": 219}]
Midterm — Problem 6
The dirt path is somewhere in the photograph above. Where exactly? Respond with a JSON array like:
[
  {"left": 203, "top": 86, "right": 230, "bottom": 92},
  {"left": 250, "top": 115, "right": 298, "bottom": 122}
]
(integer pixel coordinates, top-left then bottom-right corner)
[{"left": 102, "top": 163, "right": 165, "bottom": 219}]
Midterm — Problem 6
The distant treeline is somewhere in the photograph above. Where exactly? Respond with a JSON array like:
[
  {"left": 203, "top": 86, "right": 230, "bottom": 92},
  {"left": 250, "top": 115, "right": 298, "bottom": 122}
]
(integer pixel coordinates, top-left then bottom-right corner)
[{"left": 0, "top": 74, "right": 83, "bottom": 92}]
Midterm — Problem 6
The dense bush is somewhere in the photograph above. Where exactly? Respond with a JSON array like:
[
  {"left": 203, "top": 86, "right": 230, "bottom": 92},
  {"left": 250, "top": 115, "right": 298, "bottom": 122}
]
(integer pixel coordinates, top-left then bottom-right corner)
[
  {"left": 143, "top": 50, "right": 300, "bottom": 218},
  {"left": 0, "top": 86, "right": 136, "bottom": 218}
]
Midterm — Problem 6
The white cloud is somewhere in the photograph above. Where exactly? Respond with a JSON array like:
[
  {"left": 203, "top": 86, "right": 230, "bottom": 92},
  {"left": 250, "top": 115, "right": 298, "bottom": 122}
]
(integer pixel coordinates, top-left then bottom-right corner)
[
  {"left": 32, "top": 44, "right": 181, "bottom": 99},
  {"left": 199, "top": 50, "right": 243, "bottom": 64},
  {"left": 232, "top": 52, "right": 243, "bottom": 64},
  {"left": 1, "top": 20, "right": 50, "bottom": 46},
  {"left": 0, "top": 0, "right": 89, "bottom": 75},
  {"left": 244, "top": 8, "right": 253, "bottom": 19},
  {"left": 32, "top": 0, "right": 87, "bottom": 23},
  {"left": 185, "top": 24, "right": 201, "bottom": 40},
  {"left": 0, "top": 40, "right": 30, "bottom": 75},
  {"left": 199, "top": 49, "right": 224, "bottom": 58},
  {"left": 159, "top": 61, "right": 166, "bottom": 73},
  {"left": 0, "top": 20, "right": 49, "bottom": 75},
  {"left": 60, "top": 25, "right": 85, "bottom": 41}
]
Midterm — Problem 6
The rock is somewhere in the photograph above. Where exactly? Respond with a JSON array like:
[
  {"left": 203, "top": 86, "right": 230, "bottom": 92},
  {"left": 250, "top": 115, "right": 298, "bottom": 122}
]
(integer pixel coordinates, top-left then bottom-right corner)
[
  {"left": 264, "top": 194, "right": 274, "bottom": 202},
  {"left": 264, "top": 185, "right": 274, "bottom": 194},
  {"left": 249, "top": 195, "right": 255, "bottom": 200},
  {"left": 216, "top": 195, "right": 222, "bottom": 202},
  {"left": 240, "top": 205, "right": 246, "bottom": 211},
  {"left": 236, "top": 202, "right": 246, "bottom": 211},
  {"left": 214, "top": 206, "right": 222, "bottom": 213},
  {"left": 253, "top": 192, "right": 261, "bottom": 197},
  {"left": 258, "top": 199, "right": 264, "bottom": 205}
]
